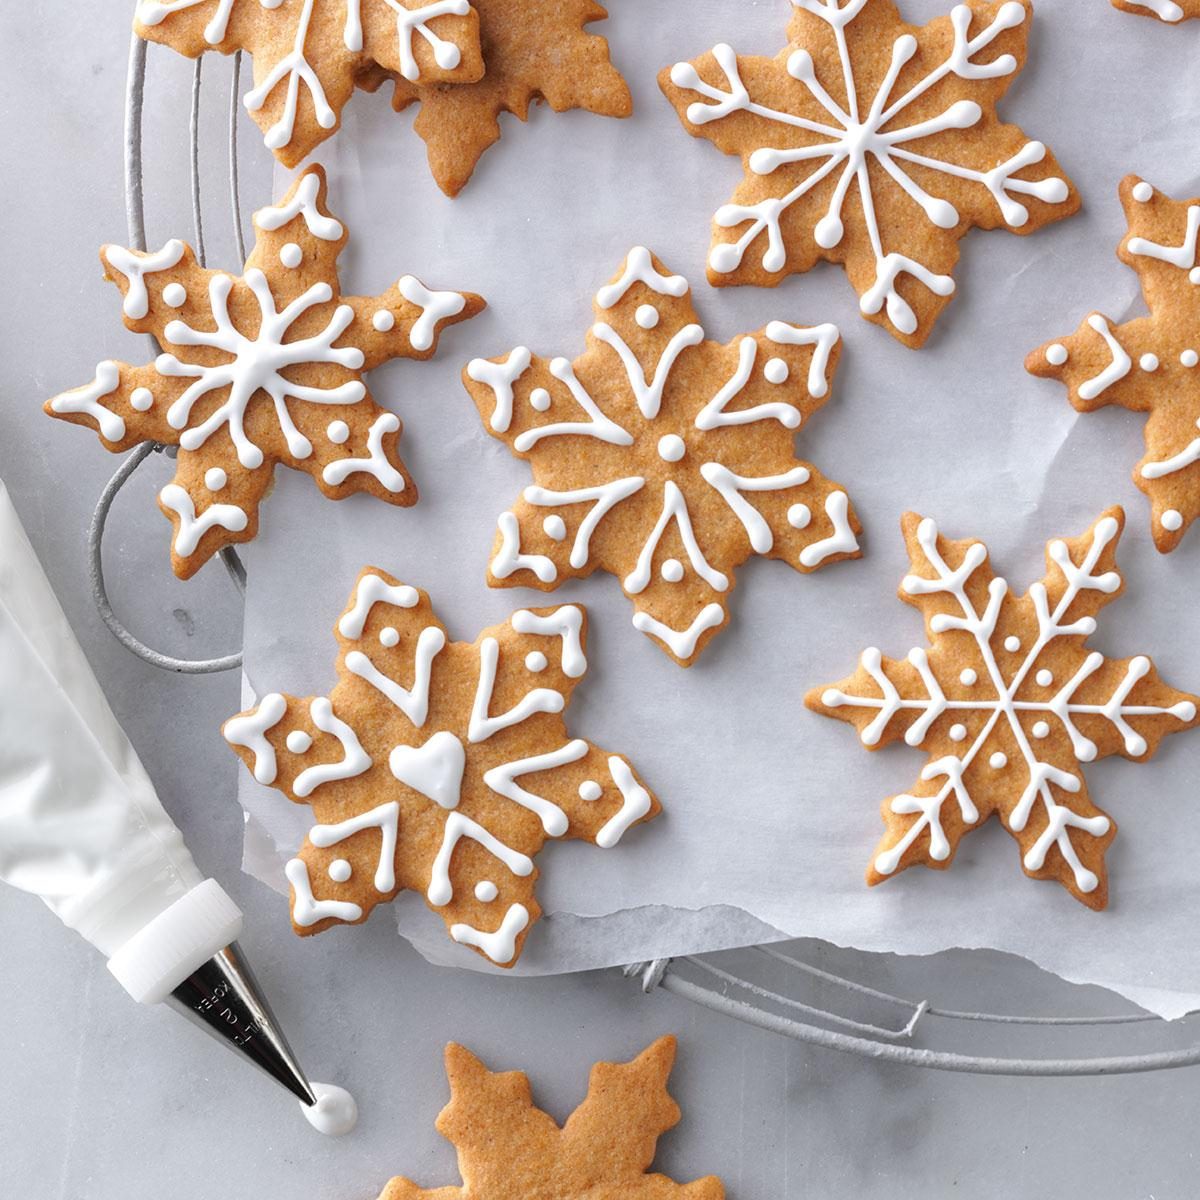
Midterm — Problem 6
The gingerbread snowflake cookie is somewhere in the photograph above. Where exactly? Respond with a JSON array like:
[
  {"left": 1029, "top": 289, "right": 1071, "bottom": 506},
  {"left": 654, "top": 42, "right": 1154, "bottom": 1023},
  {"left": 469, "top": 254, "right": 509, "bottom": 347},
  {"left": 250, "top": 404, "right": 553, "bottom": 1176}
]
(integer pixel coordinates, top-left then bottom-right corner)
[
  {"left": 379, "top": 0, "right": 633, "bottom": 196},
  {"left": 224, "top": 569, "right": 658, "bottom": 966},
  {"left": 46, "top": 167, "right": 482, "bottom": 578},
  {"left": 1028, "top": 177, "right": 1200, "bottom": 553},
  {"left": 377, "top": 1037, "right": 723, "bottom": 1200},
  {"left": 465, "top": 249, "right": 861, "bottom": 668},
  {"left": 134, "top": 0, "right": 485, "bottom": 166},
  {"left": 807, "top": 509, "right": 1199, "bottom": 908},
  {"left": 660, "top": 0, "right": 1079, "bottom": 347},
  {"left": 1112, "top": 0, "right": 1199, "bottom": 24}
]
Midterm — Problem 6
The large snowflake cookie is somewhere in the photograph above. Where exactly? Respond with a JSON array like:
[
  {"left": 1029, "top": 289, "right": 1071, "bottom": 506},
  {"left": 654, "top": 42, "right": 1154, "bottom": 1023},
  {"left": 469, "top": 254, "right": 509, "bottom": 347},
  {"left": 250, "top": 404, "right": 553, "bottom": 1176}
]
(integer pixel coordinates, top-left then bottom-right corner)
[
  {"left": 134, "top": 0, "right": 485, "bottom": 166},
  {"left": 659, "top": 0, "right": 1079, "bottom": 348},
  {"left": 46, "top": 167, "right": 482, "bottom": 579},
  {"left": 223, "top": 569, "right": 659, "bottom": 966},
  {"left": 376, "top": 1037, "right": 723, "bottom": 1200},
  {"left": 463, "top": 247, "right": 862, "bottom": 668},
  {"left": 1028, "top": 177, "right": 1200, "bottom": 553},
  {"left": 806, "top": 509, "right": 1199, "bottom": 908},
  {"left": 381, "top": 0, "right": 633, "bottom": 196},
  {"left": 1112, "top": 0, "right": 1200, "bottom": 24}
]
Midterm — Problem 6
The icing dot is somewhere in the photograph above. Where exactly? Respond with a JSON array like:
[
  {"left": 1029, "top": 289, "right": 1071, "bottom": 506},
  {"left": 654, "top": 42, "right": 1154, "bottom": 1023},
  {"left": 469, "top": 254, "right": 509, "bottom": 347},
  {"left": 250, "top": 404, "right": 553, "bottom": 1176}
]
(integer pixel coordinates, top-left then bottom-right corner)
[
  {"left": 1140, "top": 353, "right": 1160, "bottom": 372},
  {"left": 379, "top": 626, "right": 400, "bottom": 648},
  {"left": 542, "top": 515, "right": 566, "bottom": 541},
  {"left": 525, "top": 651, "right": 548, "bottom": 672},
  {"left": 1183, "top": 350, "right": 1199, "bottom": 368},
  {"left": 949, "top": 723, "right": 967, "bottom": 742},
  {"left": 661, "top": 558, "right": 684, "bottom": 583},
  {"left": 1032, "top": 721, "right": 1051, "bottom": 739},
  {"left": 205, "top": 467, "right": 227, "bottom": 492},
  {"left": 280, "top": 242, "right": 303, "bottom": 269},
  {"left": 1132, "top": 181, "right": 1153, "bottom": 203},
  {"left": 579, "top": 780, "right": 602, "bottom": 801},
  {"left": 327, "top": 420, "right": 350, "bottom": 444},
  {"left": 529, "top": 388, "right": 552, "bottom": 412},
  {"left": 959, "top": 668, "right": 977, "bottom": 686},
  {"left": 989, "top": 752, "right": 1008, "bottom": 770},
  {"left": 1004, "top": 636, "right": 1021, "bottom": 652},
  {"left": 1162, "top": 508, "right": 1184, "bottom": 532},
  {"left": 764, "top": 357, "right": 790, "bottom": 384},
  {"left": 327, "top": 859, "right": 352, "bottom": 883},
  {"left": 162, "top": 282, "right": 187, "bottom": 308},
  {"left": 372, "top": 309, "right": 395, "bottom": 332},
  {"left": 657, "top": 434, "right": 686, "bottom": 462},
  {"left": 635, "top": 304, "right": 659, "bottom": 329},
  {"left": 1190, "top": 267, "right": 1200, "bottom": 285},
  {"left": 474, "top": 880, "right": 498, "bottom": 903},
  {"left": 130, "top": 387, "right": 154, "bottom": 411},
  {"left": 1036, "top": 668, "right": 1054, "bottom": 687},
  {"left": 787, "top": 503, "right": 811, "bottom": 529},
  {"left": 1045, "top": 343, "right": 1068, "bottom": 366},
  {"left": 286, "top": 730, "right": 313, "bottom": 754}
]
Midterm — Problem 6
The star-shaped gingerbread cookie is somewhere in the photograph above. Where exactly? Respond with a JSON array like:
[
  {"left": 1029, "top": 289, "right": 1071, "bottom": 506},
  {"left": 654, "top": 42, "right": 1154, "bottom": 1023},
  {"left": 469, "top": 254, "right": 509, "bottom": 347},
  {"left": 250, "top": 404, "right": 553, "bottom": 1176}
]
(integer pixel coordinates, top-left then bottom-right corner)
[
  {"left": 134, "top": 0, "right": 485, "bottom": 166},
  {"left": 377, "top": 1037, "right": 724, "bottom": 1200},
  {"left": 46, "top": 167, "right": 483, "bottom": 578},
  {"left": 464, "top": 247, "right": 861, "bottom": 667},
  {"left": 660, "top": 0, "right": 1079, "bottom": 347},
  {"left": 224, "top": 569, "right": 659, "bottom": 966}
]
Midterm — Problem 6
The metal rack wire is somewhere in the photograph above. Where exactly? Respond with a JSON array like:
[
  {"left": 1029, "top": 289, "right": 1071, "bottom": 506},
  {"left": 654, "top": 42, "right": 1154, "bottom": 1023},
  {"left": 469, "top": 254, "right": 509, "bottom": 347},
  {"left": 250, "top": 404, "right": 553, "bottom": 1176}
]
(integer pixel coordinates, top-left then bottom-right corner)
[{"left": 111, "top": 22, "right": 1200, "bottom": 1075}]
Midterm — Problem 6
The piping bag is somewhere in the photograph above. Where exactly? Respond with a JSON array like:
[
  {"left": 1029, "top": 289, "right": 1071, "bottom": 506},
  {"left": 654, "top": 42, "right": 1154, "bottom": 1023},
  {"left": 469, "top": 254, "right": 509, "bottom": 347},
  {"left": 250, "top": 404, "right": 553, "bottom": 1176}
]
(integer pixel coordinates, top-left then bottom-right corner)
[{"left": 0, "top": 476, "right": 354, "bottom": 1134}]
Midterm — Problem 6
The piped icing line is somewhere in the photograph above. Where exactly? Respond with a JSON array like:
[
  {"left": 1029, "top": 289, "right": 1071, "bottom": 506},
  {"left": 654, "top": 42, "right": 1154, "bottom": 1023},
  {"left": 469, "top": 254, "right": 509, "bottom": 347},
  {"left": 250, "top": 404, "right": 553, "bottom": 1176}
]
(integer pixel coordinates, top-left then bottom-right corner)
[
  {"left": 624, "top": 482, "right": 729, "bottom": 594},
  {"left": 346, "top": 626, "right": 445, "bottom": 726},
  {"left": 255, "top": 172, "right": 344, "bottom": 240},
  {"left": 591, "top": 321, "right": 705, "bottom": 420},
  {"left": 104, "top": 240, "right": 186, "bottom": 319},
  {"left": 338, "top": 573, "right": 419, "bottom": 638},
  {"left": 596, "top": 757, "right": 653, "bottom": 848},
  {"left": 492, "top": 511, "right": 558, "bottom": 582},
  {"left": 380, "top": 0, "right": 471, "bottom": 80},
  {"left": 1141, "top": 421, "right": 1200, "bottom": 480},
  {"left": 397, "top": 275, "right": 468, "bottom": 351},
  {"left": 515, "top": 358, "right": 633, "bottom": 451},
  {"left": 322, "top": 413, "right": 406, "bottom": 492},
  {"left": 700, "top": 464, "right": 811, "bottom": 553},
  {"left": 1122, "top": 0, "right": 1185, "bottom": 20},
  {"left": 1077, "top": 315, "right": 1132, "bottom": 402},
  {"left": 48, "top": 361, "right": 126, "bottom": 442},
  {"left": 523, "top": 479, "right": 645, "bottom": 569},
  {"left": 309, "top": 800, "right": 401, "bottom": 893},
  {"left": 482, "top": 740, "right": 589, "bottom": 836},
  {"left": 467, "top": 347, "right": 533, "bottom": 433},
  {"left": 596, "top": 246, "right": 688, "bottom": 308},
  {"left": 764, "top": 321, "right": 839, "bottom": 399},
  {"left": 137, "top": 0, "right": 236, "bottom": 43},
  {"left": 292, "top": 698, "right": 372, "bottom": 797},
  {"left": 798, "top": 491, "right": 859, "bottom": 566},
  {"left": 1127, "top": 203, "right": 1200, "bottom": 274},
  {"left": 427, "top": 812, "right": 534, "bottom": 906},
  {"left": 224, "top": 692, "right": 287, "bottom": 783},
  {"left": 286, "top": 858, "right": 364, "bottom": 926},
  {"left": 632, "top": 604, "right": 726, "bottom": 660},
  {"left": 510, "top": 607, "right": 587, "bottom": 677},
  {"left": 450, "top": 902, "right": 529, "bottom": 965},
  {"left": 159, "top": 484, "right": 249, "bottom": 558},
  {"left": 468, "top": 637, "right": 565, "bottom": 743},
  {"left": 695, "top": 338, "right": 801, "bottom": 431}
]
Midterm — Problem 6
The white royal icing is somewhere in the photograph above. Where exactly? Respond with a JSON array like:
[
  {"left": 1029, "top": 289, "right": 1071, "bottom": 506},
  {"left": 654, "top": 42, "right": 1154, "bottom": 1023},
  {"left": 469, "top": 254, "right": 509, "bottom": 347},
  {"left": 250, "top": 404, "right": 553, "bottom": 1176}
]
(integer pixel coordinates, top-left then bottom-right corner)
[
  {"left": 105, "top": 240, "right": 185, "bottom": 320},
  {"left": 511, "top": 606, "right": 587, "bottom": 677},
  {"left": 596, "top": 758, "right": 653, "bottom": 848},
  {"left": 292, "top": 698, "right": 372, "bottom": 798},
  {"left": 159, "top": 484, "right": 248, "bottom": 557},
  {"left": 255, "top": 172, "right": 343, "bottom": 240},
  {"left": 482, "top": 740, "right": 589, "bottom": 836},
  {"left": 633, "top": 603, "right": 726, "bottom": 659},
  {"left": 450, "top": 902, "right": 529, "bottom": 965},
  {"left": 468, "top": 637, "right": 565, "bottom": 743},
  {"left": 224, "top": 692, "right": 287, "bottom": 783},
  {"left": 347, "top": 626, "right": 445, "bottom": 726},
  {"left": 339, "top": 573, "right": 419, "bottom": 637},
  {"left": 310, "top": 800, "right": 400, "bottom": 892},
  {"left": 398, "top": 274, "right": 467, "bottom": 351},
  {"left": 49, "top": 361, "right": 126, "bottom": 442},
  {"left": 322, "top": 412, "right": 406, "bottom": 492},
  {"left": 389, "top": 730, "right": 466, "bottom": 809},
  {"left": 596, "top": 246, "right": 688, "bottom": 309},
  {"left": 427, "top": 812, "right": 533, "bottom": 906},
  {"left": 287, "top": 858, "right": 364, "bottom": 926}
]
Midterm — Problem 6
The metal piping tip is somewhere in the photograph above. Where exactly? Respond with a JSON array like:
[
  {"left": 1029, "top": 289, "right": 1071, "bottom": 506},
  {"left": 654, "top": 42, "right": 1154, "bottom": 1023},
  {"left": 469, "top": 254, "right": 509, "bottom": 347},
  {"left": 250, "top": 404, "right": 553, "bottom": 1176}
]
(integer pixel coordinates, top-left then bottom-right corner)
[{"left": 166, "top": 941, "right": 317, "bottom": 1107}]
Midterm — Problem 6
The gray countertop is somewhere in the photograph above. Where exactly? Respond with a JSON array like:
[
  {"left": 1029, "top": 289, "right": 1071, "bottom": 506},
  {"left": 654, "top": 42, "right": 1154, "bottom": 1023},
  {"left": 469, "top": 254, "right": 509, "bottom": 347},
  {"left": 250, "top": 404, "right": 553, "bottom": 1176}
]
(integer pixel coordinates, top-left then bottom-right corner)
[{"left": 3, "top": 4, "right": 1199, "bottom": 1198}]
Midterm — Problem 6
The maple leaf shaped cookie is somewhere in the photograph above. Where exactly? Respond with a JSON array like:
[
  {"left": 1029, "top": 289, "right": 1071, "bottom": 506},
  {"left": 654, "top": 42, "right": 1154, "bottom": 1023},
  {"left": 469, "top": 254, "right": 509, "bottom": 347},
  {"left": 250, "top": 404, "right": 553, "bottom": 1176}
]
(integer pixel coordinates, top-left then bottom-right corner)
[
  {"left": 133, "top": 0, "right": 485, "bottom": 166},
  {"left": 223, "top": 569, "right": 659, "bottom": 966},
  {"left": 375, "top": 0, "right": 633, "bottom": 196},
  {"left": 806, "top": 509, "right": 1199, "bottom": 908},
  {"left": 1112, "top": 0, "right": 1199, "bottom": 24},
  {"left": 377, "top": 1037, "right": 724, "bottom": 1200},
  {"left": 659, "top": 0, "right": 1080, "bottom": 348},
  {"left": 46, "top": 167, "right": 483, "bottom": 579},
  {"left": 464, "top": 247, "right": 861, "bottom": 668},
  {"left": 1028, "top": 177, "right": 1200, "bottom": 553}
]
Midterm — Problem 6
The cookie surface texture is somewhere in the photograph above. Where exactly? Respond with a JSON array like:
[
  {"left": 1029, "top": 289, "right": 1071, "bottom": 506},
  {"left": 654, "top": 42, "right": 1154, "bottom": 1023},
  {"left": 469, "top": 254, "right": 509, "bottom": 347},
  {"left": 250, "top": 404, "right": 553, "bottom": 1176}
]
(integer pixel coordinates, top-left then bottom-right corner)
[
  {"left": 659, "top": 0, "right": 1079, "bottom": 347},
  {"left": 1028, "top": 177, "right": 1200, "bottom": 552},
  {"left": 223, "top": 570, "right": 659, "bottom": 966},
  {"left": 380, "top": 0, "right": 633, "bottom": 196},
  {"left": 133, "top": 0, "right": 485, "bottom": 165},
  {"left": 46, "top": 167, "right": 483, "bottom": 578},
  {"left": 1111, "top": 0, "right": 1200, "bottom": 24},
  {"left": 377, "top": 1037, "right": 724, "bottom": 1200},
  {"left": 464, "top": 247, "right": 861, "bottom": 667},
  {"left": 806, "top": 509, "right": 1199, "bottom": 908}
]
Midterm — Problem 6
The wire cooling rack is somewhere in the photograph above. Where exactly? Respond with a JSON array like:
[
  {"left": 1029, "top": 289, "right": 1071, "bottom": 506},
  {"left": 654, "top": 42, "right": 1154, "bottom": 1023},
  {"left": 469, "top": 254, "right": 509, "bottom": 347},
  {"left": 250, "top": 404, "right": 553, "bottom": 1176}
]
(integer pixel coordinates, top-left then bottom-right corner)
[{"left": 106, "top": 22, "right": 1200, "bottom": 1075}]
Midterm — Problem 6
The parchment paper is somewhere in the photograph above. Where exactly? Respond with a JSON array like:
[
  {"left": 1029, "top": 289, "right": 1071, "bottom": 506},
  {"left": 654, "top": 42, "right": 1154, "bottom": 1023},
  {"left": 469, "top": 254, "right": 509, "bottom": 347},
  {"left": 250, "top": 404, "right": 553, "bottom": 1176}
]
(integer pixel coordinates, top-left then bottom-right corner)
[{"left": 236, "top": 0, "right": 1200, "bottom": 1017}]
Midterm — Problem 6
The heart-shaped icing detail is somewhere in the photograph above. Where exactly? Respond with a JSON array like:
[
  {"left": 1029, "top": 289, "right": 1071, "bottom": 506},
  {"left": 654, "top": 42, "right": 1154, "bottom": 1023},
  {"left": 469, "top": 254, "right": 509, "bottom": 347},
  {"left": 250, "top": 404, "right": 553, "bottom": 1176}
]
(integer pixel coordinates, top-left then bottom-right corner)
[{"left": 389, "top": 730, "right": 466, "bottom": 809}]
